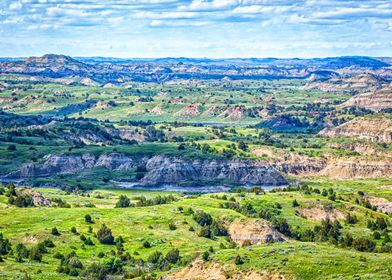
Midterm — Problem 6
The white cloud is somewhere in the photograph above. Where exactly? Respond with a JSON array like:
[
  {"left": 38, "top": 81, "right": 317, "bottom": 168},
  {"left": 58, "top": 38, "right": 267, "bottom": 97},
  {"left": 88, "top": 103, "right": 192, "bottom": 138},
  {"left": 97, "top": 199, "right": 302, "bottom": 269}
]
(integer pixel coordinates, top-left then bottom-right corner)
[
  {"left": 179, "top": 0, "right": 238, "bottom": 11},
  {"left": 9, "top": 1, "right": 23, "bottom": 10}
]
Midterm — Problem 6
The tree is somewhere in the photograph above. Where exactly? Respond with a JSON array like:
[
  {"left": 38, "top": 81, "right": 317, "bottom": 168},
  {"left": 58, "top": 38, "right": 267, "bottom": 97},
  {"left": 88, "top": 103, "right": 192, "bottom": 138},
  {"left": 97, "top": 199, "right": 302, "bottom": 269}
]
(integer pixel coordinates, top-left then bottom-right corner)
[
  {"left": 71, "top": 227, "right": 78, "bottom": 234},
  {"left": 83, "top": 262, "right": 108, "bottom": 280},
  {"left": 7, "top": 144, "right": 16, "bottom": 151},
  {"left": 193, "top": 210, "right": 213, "bottom": 226},
  {"left": 352, "top": 238, "right": 376, "bottom": 252},
  {"left": 85, "top": 214, "right": 93, "bottom": 224},
  {"left": 148, "top": 251, "right": 163, "bottom": 264},
  {"left": 292, "top": 199, "right": 299, "bottom": 207},
  {"left": 84, "top": 237, "right": 94, "bottom": 246},
  {"left": 143, "top": 240, "right": 151, "bottom": 248},
  {"left": 198, "top": 226, "right": 212, "bottom": 239},
  {"left": 15, "top": 243, "right": 28, "bottom": 262},
  {"left": 376, "top": 217, "right": 387, "bottom": 230},
  {"left": 51, "top": 227, "right": 60, "bottom": 236},
  {"left": 0, "top": 233, "right": 11, "bottom": 255},
  {"left": 29, "top": 245, "right": 42, "bottom": 262},
  {"left": 12, "top": 194, "right": 34, "bottom": 207},
  {"left": 97, "top": 224, "right": 114, "bottom": 245},
  {"left": 115, "top": 195, "right": 130, "bottom": 208},
  {"left": 165, "top": 249, "right": 180, "bottom": 264},
  {"left": 202, "top": 251, "right": 209, "bottom": 261},
  {"left": 238, "top": 141, "right": 248, "bottom": 151},
  {"left": 168, "top": 222, "right": 177, "bottom": 230}
]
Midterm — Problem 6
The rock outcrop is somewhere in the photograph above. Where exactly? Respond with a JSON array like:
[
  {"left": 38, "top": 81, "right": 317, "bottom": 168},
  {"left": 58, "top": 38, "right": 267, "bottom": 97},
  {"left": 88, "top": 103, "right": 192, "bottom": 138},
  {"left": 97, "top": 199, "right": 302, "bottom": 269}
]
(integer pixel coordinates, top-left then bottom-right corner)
[
  {"left": 339, "top": 92, "right": 392, "bottom": 112},
  {"left": 299, "top": 206, "right": 344, "bottom": 221},
  {"left": 228, "top": 219, "right": 286, "bottom": 246},
  {"left": 141, "top": 156, "right": 287, "bottom": 186},
  {"left": 5, "top": 151, "right": 392, "bottom": 184},
  {"left": 366, "top": 196, "right": 392, "bottom": 214},
  {"left": 319, "top": 158, "right": 392, "bottom": 179},
  {"left": 5, "top": 154, "right": 287, "bottom": 187},
  {"left": 164, "top": 260, "right": 286, "bottom": 280},
  {"left": 21, "top": 188, "right": 51, "bottom": 206},
  {"left": 319, "top": 116, "right": 392, "bottom": 143}
]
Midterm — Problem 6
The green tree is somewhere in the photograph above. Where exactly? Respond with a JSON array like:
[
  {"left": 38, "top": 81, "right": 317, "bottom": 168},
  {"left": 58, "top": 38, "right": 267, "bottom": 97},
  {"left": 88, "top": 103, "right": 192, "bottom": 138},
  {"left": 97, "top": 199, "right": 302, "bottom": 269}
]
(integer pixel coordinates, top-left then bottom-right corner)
[
  {"left": 165, "top": 249, "right": 180, "bottom": 264},
  {"left": 85, "top": 214, "right": 93, "bottom": 224},
  {"left": 97, "top": 224, "right": 115, "bottom": 245},
  {"left": 115, "top": 195, "right": 130, "bottom": 208}
]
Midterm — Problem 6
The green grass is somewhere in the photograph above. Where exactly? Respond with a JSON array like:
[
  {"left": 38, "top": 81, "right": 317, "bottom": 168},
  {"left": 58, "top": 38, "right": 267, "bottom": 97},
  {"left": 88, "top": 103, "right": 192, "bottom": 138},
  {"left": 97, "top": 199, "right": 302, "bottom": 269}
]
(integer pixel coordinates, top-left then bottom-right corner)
[{"left": 0, "top": 184, "right": 391, "bottom": 279}]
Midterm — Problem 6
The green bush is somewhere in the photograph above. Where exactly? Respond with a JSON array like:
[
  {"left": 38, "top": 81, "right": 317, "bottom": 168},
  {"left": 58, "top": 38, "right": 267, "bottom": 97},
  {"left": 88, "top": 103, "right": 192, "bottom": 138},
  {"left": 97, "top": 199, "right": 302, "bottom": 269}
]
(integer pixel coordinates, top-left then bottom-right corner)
[{"left": 97, "top": 224, "right": 115, "bottom": 245}]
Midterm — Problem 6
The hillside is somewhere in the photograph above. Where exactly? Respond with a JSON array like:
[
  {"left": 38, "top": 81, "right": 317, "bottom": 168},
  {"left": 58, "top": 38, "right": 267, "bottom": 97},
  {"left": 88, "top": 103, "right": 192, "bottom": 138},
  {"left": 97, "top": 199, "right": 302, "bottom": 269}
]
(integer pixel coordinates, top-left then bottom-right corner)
[{"left": 319, "top": 115, "right": 392, "bottom": 143}]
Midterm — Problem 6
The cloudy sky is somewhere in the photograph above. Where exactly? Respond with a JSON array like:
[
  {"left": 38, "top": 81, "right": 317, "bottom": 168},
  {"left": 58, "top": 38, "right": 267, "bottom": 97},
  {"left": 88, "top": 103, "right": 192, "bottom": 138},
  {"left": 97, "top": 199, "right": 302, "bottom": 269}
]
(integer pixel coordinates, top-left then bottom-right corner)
[{"left": 0, "top": 0, "right": 391, "bottom": 58}]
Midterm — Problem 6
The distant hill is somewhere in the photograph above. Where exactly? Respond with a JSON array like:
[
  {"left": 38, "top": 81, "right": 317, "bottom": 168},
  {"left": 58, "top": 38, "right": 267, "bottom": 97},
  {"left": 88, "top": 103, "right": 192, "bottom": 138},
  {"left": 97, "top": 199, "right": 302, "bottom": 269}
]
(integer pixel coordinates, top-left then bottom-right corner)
[{"left": 0, "top": 54, "right": 390, "bottom": 83}]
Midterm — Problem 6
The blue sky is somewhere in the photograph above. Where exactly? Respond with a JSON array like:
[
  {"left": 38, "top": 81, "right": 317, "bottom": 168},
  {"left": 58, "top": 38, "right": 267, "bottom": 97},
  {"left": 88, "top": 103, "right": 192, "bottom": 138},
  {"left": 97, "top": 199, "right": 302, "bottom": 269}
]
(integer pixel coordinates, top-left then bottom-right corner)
[{"left": 0, "top": 0, "right": 391, "bottom": 58}]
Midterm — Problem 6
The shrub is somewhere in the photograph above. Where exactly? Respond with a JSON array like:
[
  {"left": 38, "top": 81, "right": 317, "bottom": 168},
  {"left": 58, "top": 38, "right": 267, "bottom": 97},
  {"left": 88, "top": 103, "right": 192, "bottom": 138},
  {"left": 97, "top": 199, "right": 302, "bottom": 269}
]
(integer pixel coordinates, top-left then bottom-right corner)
[
  {"left": 97, "top": 224, "right": 115, "bottom": 245},
  {"left": 12, "top": 194, "right": 34, "bottom": 207},
  {"left": 198, "top": 226, "right": 212, "bottom": 239},
  {"left": 53, "top": 252, "right": 64, "bottom": 259},
  {"left": 43, "top": 239, "right": 55, "bottom": 248},
  {"left": 57, "top": 251, "right": 83, "bottom": 276},
  {"left": 29, "top": 245, "right": 42, "bottom": 262},
  {"left": 292, "top": 199, "right": 300, "bottom": 207},
  {"left": 345, "top": 213, "right": 358, "bottom": 224},
  {"left": 193, "top": 210, "right": 213, "bottom": 226},
  {"left": 202, "top": 251, "right": 209, "bottom": 261},
  {"left": 85, "top": 214, "right": 93, "bottom": 224},
  {"left": 148, "top": 251, "right": 163, "bottom": 264},
  {"left": 7, "top": 144, "right": 16, "bottom": 151},
  {"left": 71, "top": 227, "right": 78, "bottom": 234},
  {"left": 234, "top": 255, "right": 244, "bottom": 265},
  {"left": 165, "top": 249, "right": 180, "bottom": 264},
  {"left": 104, "top": 257, "right": 123, "bottom": 274},
  {"left": 83, "top": 262, "right": 109, "bottom": 280},
  {"left": 115, "top": 195, "right": 130, "bottom": 208},
  {"left": 0, "top": 233, "right": 12, "bottom": 255},
  {"left": 84, "top": 237, "right": 95, "bottom": 246},
  {"left": 353, "top": 238, "right": 376, "bottom": 252},
  {"left": 51, "top": 227, "right": 60, "bottom": 236},
  {"left": 373, "top": 231, "right": 381, "bottom": 240},
  {"left": 168, "top": 222, "right": 177, "bottom": 230},
  {"left": 143, "top": 240, "right": 151, "bottom": 248},
  {"left": 15, "top": 243, "right": 28, "bottom": 262}
]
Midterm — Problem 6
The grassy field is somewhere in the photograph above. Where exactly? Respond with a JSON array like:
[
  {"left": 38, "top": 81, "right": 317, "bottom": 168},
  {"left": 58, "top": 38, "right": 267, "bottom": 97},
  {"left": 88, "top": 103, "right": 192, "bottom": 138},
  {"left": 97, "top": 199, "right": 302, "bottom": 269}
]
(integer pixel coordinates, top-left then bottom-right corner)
[{"left": 0, "top": 180, "right": 391, "bottom": 279}]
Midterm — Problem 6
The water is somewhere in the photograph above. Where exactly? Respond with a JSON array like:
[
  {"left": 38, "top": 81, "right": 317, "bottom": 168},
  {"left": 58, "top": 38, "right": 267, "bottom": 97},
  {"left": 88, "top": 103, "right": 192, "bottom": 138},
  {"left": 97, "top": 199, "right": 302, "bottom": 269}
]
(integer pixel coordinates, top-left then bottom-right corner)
[{"left": 112, "top": 180, "right": 284, "bottom": 193}]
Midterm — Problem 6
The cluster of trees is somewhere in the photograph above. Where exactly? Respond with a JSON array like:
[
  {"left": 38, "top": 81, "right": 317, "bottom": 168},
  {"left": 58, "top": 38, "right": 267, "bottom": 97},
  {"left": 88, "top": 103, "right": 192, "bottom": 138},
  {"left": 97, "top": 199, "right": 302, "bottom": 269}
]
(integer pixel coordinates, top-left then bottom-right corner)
[
  {"left": 2, "top": 183, "right": 34, "bottom": 208},
  {"left": 115, "top": 194, "right": 177, "bottom": 208},
  {"left": 192, "top": 210, "right": 228, "bottom": 239},
  {"left": 143, "top": 126, "right": 166, "bottom": 142}
]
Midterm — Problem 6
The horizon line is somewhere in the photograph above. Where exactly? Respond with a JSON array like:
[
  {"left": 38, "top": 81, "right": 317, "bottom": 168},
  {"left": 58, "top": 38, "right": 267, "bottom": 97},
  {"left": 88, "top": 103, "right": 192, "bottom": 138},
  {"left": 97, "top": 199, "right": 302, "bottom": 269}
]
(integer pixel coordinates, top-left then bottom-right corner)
[{"left": 0, "top": 54, "right": 391, "bottom": 60}]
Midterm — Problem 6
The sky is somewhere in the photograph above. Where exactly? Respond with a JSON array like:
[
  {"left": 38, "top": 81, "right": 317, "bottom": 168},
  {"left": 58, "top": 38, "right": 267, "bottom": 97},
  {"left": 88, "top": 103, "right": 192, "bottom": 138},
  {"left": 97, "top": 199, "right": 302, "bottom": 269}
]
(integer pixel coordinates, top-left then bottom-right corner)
[{"left": 0, "top": 0, "right": 391, "bottom": 58}]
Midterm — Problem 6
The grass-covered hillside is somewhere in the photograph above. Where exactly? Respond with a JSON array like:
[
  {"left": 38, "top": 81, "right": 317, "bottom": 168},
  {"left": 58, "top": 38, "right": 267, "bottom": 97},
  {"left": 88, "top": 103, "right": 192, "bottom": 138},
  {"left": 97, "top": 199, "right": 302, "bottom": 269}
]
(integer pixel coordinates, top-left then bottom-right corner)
[{"left": 0, "top": 178, "right": 391, "bottom": 279}]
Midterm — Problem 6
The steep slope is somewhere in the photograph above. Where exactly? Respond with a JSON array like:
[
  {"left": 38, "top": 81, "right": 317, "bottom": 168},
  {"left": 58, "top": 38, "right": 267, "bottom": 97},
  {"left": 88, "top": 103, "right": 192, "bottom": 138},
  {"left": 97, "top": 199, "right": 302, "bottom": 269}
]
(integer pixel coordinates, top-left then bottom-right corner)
[
  {"left": 339, "top": 91, "right": 392, "bottom": 112},
  {"left": 319, "top": 116, "right": 392, "bottom": 142}
]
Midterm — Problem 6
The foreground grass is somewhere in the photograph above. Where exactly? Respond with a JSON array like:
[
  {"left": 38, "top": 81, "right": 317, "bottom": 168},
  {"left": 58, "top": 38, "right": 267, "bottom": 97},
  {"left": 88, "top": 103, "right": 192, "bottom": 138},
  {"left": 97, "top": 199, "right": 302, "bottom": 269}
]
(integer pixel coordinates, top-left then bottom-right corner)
[{"left": 0, "top": 183, "right": 391, "bottom": 279}]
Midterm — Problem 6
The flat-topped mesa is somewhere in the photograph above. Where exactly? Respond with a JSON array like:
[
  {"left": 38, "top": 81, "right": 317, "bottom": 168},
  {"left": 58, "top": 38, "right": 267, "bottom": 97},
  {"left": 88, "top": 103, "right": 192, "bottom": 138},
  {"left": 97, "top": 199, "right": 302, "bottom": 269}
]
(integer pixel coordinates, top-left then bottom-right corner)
[{"left": 24, "top": 54, "right": 77, "bottom": 64}]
